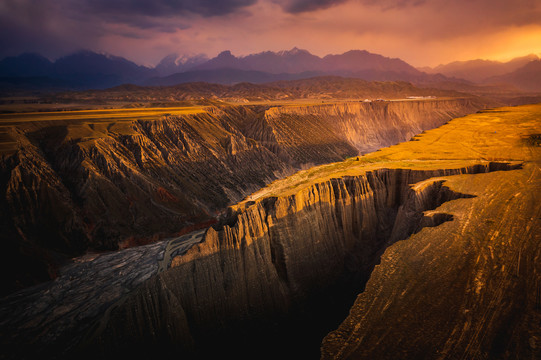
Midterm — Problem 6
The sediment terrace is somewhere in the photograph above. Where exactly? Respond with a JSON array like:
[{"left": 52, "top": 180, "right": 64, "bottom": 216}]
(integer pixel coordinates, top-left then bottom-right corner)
[
  {"left": 62, "top": 104, "right": 537, "bottom": 359},
  {"left": 1, "top": 100, "right": 538, "bottom": 360},
  {"left": 79, "top": 162, "right": 520, "bottom": 360},
  {"left": 0, "top": 97, "right": 486, "bottom": 293}
]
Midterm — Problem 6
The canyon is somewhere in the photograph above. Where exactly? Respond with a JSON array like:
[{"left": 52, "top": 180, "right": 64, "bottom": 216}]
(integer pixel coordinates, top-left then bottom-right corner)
[
  {"left": 2, "top": 3, "right": 540, "bottom": 359},
  {"left": 321, "top": 105, "right": 541, "bottom": 359},
  {"left": 0, "top": 101, "right": 538, "bottom": 359},
  {"left": 0, "top": 96, "right": 487, "bottom": 294},
  {"left": 84, "top": 104, "right": 539, "bottom": 359},
  {"left": 79, "top": 162, "right": 520, "bottom": 359}
]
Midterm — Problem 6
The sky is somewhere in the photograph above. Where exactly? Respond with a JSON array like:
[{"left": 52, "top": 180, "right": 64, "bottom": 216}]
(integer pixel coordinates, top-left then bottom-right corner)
[{"left": 1, "top": 0, "right": 540, "bottom": 68}]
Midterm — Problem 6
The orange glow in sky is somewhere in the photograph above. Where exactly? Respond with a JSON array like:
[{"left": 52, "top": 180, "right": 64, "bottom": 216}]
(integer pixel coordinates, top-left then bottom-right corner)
[{"left": 1, "top": 0, "right": 540, "bottom": 67}]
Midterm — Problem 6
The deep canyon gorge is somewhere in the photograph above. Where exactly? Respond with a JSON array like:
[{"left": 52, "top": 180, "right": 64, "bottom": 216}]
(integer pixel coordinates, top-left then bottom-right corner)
[
  {"left": 0, "top": 97, "right": 486, "bottom": 293},
  {"left": 0, "top": 99, "right": 539, "bottom": 360},
  {"left": 2, "top": 1, "right": 541, "bottom": 358}
]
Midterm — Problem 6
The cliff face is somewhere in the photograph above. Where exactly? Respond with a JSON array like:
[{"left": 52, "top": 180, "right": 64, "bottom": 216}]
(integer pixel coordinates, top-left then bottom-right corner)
[
  {"left": 321, "top": 167, "right": 540, "bottom": 360},
  {"left": 2, "top": 103, "right": 537, "bottom": 360},
  {"left": 82, "top": 163, "right": 517, "bottom": 359},
  {"left": 318, "top": 104, "right": 541, "bottom": 360},
  {"left": 257, "top": 99, "right": 483, "bottom": 156},
  {"left": 0, "top": 98, "right": 486, "bottom": 293}
]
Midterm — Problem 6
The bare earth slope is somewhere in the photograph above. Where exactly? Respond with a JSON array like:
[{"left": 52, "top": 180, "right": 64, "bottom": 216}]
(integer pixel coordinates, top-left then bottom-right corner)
[
  {"left": 77, "top": 104, "right": 539, "bottom": 359},
  {"left": 321, "top": 104, "right": 541, "bottom": 359},
  {"left": 0, "top": 97, "right": 484, "bottom": 294}
]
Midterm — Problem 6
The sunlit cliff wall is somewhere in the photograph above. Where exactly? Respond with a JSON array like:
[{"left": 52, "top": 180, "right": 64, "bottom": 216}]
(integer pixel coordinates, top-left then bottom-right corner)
[
  {"left": 0, "top": 98, "right": 486, "bottom": 293},
  {"left": 83, "top": 163, "right": 516, "bottom": 358}
]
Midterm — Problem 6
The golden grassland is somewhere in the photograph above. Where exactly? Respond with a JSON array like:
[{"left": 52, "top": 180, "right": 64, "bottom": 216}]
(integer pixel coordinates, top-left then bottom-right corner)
[
  {"left": 0, "top": 96, "right": 447, "bottom": 114},
  {"left": 226, "top": 97, "right": 459, "bottom": 107},
  {"left": 242, "top": 103, "right": 541, "bottom": 202}
]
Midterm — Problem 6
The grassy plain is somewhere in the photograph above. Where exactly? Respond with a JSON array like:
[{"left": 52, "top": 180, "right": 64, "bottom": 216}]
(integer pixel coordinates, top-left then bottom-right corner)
[{"left": 0, "top": 106, "right": 205, "bottom": 125}]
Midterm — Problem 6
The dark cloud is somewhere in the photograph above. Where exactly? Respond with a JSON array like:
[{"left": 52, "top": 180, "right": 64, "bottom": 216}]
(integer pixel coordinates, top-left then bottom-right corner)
[
  {"left": 95, "top": 13, "right": 191, "bottom": 32},
  {"left": 0, "top": 0, "right": 95, "bottom": 59},
  {"left": 0, "top": 0, "right": 539, "bottom": 65},
  {"left": 273, "top": 0, "right": 428, "bottom": 13},
  {"left": 273, "top": 0, "right": 348, "bottom": 13},
  {"left": 79, "top": 0, "right": 258, "bottom": 18},
  {"left": 0, "top": 0, "right": 254, "bottom": 59}
]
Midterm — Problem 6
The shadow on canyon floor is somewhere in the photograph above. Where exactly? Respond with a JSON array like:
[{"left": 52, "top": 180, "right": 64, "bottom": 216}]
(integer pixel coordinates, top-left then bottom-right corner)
[{"left": 75, "top": 163, "right": 521, "bottom": 360}]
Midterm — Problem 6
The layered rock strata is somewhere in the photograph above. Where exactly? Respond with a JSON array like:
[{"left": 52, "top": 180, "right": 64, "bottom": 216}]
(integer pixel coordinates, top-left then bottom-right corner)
[
  {"left": 80, "top": 162, "right": 518, "bottom": 359},
  {"left": 0, "top": 230, "right": 206, "bottom": 360},
  {"left": 0, "top": 98, "right": 486, "bottom": 293},
  {"left": 322, "top": 162, "right": 540, "bottom": 359}
]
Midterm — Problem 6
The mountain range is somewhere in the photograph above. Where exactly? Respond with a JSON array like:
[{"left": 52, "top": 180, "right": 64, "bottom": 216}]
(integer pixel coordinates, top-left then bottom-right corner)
[
  {"left": 485, "top": 59, "right": 541, "bottom": 92},
  {"left": 421, "top": 54, "right": 539, "bottom": 82},
  {"left": 1, "top": 48, "right": 540, "bottom": 92},
  {"left": 0, "top": 51, "right": 153, "bottom": 91}
]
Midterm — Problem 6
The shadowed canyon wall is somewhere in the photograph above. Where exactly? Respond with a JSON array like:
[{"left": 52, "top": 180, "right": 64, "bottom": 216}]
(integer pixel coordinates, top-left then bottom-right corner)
[
  {"left": 0, "top": 98, "right": 486, "bottom": 293},
  {"left": 79, "top": 163, "right": 518, "bottom": 359}
]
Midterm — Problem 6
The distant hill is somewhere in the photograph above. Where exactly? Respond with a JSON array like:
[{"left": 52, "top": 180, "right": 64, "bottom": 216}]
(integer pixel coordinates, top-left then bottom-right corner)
[
  {"left": 321, "top": 50, "right": 419, "bottom": 74},
  {"left": 0, "top": 51, "right": 155, "bottom": 91},
  {"left": 0, "top": 48, "right": 453, "bottom": 91},
  {"left": 53, "top": 51, "right": 153, "bottom": 79},
  {"left": 486, "top": 60, "right": 541, "bottom": 92},
  {"left": 154, "top": 53, "right": 209, "bottom": 76},
  {"left": 192, "top": 48, "right": 323, "bottom": 74},
  {"left": 187, "top": 48, "right": 421, "bottom": 76},
  {"left": 182, "top": 48, "right": 427, "bottom": 80},
  {"left": 148, "top": 48, "right": 454, "bottom": 86},
  {"left": 242, "top": 48, "right": 322, "bottom": 73},
  {"left": 145, "top": 68, "right": 321, "bottom": 86},
  {"left": 1, "top": 49, "right": 539, "bottom": 93},
  {"left": 424, "top": 54, "right": 539, "bottom": 83},
  {"left": 0, "top": 53, "right": 53, "bottom": 77},
  {"left": 51, "top": 76, "right": 466, "bottom": 104},
  {"left": 23, "top": 51, "right": 155, "bottom": 89}
]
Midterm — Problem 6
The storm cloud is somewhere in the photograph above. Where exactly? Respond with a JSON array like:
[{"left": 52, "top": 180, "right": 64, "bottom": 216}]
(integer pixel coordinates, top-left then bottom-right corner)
[
  {"left": 77, "top": 0, "right": 258, "bottom": 18},
  {"left": 273, "top": 0, "right": 348, "bottom": 13},
  {"left": 0, "top": 0, "right": 256, "bottom": 59},
  {"left": 0, "top": 0, "right": 540, "bottom": 67}
]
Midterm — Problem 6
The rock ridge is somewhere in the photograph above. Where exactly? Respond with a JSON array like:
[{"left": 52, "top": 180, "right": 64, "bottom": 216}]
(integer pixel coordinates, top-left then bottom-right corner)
[
  {"left": 0, "top": 99, "right": 487, "bottom": 293},
  {"left": 79, "top": 162, "right": 519, "bottom": 359}
]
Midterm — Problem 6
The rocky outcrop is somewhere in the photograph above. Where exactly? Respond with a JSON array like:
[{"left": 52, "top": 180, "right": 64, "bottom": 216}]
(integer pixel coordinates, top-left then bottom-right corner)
[
  {"left": 256, "top": 98, "right": 483, "bottom": 155},
  {"left": 80, "top": 163, "right": 518, "bottom": 359},
  {"left": 0, "top": 98, "right": 487, "bottom": 293},
  {"left": 321, "top": 165, "right": 540, "bottom": 360}
]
